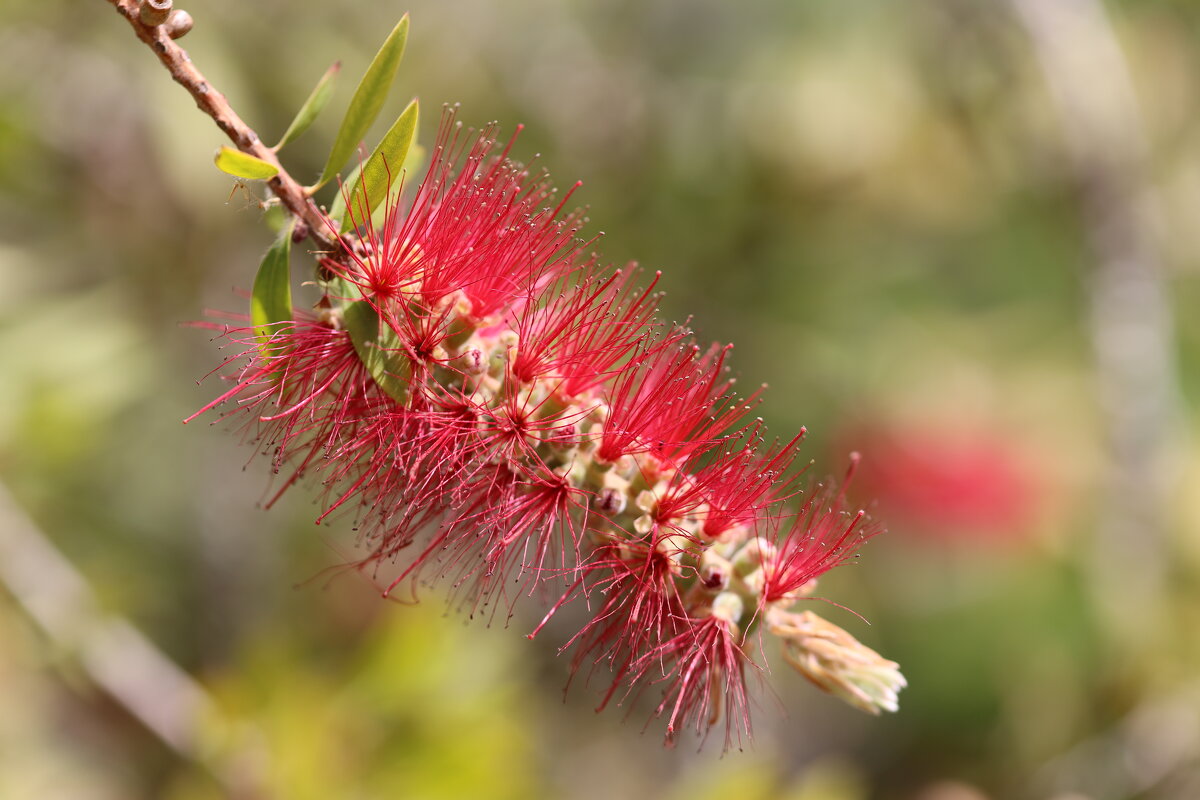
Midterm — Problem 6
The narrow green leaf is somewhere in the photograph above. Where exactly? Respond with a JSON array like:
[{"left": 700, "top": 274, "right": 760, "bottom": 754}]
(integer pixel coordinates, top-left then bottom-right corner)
[
  {"left": 340, "top": 99, "right": 419, "bottom": 233},
  {"left": 326, "top": 160, "right": 363, "bottom": 230},
  {"left": 251, "top": 223, "right": 294, "bottom": 348},
  {"left": 275, "top": 61, "right": 341, "bottom": 150},
  {"left": 401, "top": 142, "right": 427, "bottom": 179},
  {"left": 314, "top": 14, "right": 410, "bottom": 190},
  {"left": 327, "top": 141, "right": 423, "bottom": 231},
  {"left": 343, "top": 300, "right": 411, "bottom": 403},
  {"left": 214, "top": 146, "right": 279, "bottom": 180}
]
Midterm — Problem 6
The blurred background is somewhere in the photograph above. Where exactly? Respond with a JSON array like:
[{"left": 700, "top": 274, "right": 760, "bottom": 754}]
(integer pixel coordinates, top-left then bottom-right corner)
[{"left": 1, "top": 0, "right": 1198, "bottom": 798}]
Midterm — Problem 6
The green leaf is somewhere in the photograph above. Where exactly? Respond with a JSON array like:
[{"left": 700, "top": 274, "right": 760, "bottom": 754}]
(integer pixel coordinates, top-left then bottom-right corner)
[
  {"left": 339, "top": 100, "right": 418, "bottom": 233},
  {"left": 214, "top": 146, "right": 279, "bottom": 180},
  {"left": 275, "top": 61, "right": 341, "bottom": 150},
  {"left": 402, "top": 142, "right": 427, "bottom": 177},
  {"left": 326, "top": 161, "right": 363, "bottom": 230},
  {"left": 343, "top": 300, "right": 410, "bottom": 403},
  {"left": 314, "top": 14, "right": 410, "bottom": 190},
  {"left": 251, "top": 223, "right": 294, "bottom": 348},
  {"left": 328, "top": 141, "right": 423, "bottom": 232}
]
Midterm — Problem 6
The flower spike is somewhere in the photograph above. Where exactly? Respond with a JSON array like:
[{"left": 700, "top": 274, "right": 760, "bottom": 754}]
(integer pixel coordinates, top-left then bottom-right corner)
[{"left": 197, "top": 105, "right": 903, "bottom": 748}]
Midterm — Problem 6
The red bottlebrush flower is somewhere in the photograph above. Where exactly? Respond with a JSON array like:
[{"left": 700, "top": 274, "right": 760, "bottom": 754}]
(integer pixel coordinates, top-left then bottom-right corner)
[
  {"left": 699, "top": 431, "right": 807, "bottom": 538},
  {"left": 509, "top": 265, "right": 662, "bottom": 396},
  {"left": 457, "top": 467, "right": 592, "bottom": 606},
  {"left": 186, "top": 316, "right": 384, "bottom": 493},
  {"left": 760, "top": 457, "right": 882, "bottom": 605},
  {"left": 632, "top": 605, "right": 754, "bottom": 750},
  {"left": 597, "top": 339, "right": 759, "bottom": 465},
  {"left": 196, "top": 104, "right": 902, "bottom": 748},
  {"left": 335, "top": 110, "right": 588, "bottom": 322},
  {"left": 315, "top": 399, "right": 473, "bottom": 543},
  {"left": 554, "top": 535, "right": 688, "bottom": 685},
  {"left": 655, "top": 427, "right": 808, "bottom": 539}
]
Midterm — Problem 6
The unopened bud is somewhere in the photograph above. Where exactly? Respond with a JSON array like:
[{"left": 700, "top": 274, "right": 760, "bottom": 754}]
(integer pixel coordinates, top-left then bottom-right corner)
[
  {"left": 732, "top": 536, "right": 775, "bottom": 577},
  {"left": 349, "top": 238, "right": 372, "bottom": 258},
  {"left": 613, "top": 454, "right": 636, "bottom": 479},
  {"left": 767, "top": 609, "right": 905, "bottom": 715},
  {"left": 742, "top": 566, "right": 765, "bottom": 595},
  {"left": 711, "top": 591, "right": 744, "bottom": 625},
  {"left": 163, "top": 9, "right": 193, "bottom": 39}
]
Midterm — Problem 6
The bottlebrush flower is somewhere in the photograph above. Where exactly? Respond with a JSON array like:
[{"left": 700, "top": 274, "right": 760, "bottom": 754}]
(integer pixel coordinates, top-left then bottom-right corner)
[
  {"left": 759, "top": 455, "right": 882, "bottom": 605},
  {"left": 194, "top": 105, "right": 903, "bottom": 747},
  {"left": 509, "top": 265, "right": 662, "bottom": 394},
  {"left": 632, "top": 595, "right": 753, "bottom": 750}
]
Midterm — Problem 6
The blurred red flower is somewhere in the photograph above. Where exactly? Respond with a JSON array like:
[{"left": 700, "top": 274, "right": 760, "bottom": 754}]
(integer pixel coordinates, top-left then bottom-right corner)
[{"left": 842, "top": 423, "right": 1044, "bottom": 546}]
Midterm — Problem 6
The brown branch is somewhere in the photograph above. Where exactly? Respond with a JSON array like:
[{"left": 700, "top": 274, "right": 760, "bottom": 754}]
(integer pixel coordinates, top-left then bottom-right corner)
[{"left": 107, "top": 0, "right": 342, "bottom": 256}]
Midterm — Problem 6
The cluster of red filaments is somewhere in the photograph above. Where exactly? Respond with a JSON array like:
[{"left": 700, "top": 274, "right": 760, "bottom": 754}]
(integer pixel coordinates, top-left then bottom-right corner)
[{"left": 194, "top": 107, "right": 902, "bottom": 748}]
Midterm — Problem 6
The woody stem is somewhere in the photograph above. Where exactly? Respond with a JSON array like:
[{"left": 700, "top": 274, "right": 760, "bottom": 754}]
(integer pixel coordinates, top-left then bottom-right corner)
[{"left": 105, "top": 0, "right": 343, "bottom": 256}]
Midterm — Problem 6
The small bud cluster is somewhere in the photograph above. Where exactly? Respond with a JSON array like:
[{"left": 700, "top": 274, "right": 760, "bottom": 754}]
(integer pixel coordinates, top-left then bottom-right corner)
[
  {"left": 137, "top": 0, "right": 192, "bottom": 39},
  {"left": 195, "top": 107, "right": 903, "bottom": 747}
]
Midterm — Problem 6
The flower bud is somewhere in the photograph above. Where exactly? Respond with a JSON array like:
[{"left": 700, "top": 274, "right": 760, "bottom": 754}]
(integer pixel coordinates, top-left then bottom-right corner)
[
  {"left": 710, "top": 591, "right": 744, "bottom": 625},
  {"left": 767, "top": 608, "right": 905, "bottom": 715},
  {"left": 732, "top": 536, "right": 775, "bottom": 577},
  {"left": 164, "top": 9, "right": 193, "bottom": 39}
]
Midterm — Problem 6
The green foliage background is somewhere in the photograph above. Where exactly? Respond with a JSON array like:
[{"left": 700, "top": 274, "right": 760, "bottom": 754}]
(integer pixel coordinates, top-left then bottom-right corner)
[{"left": 1, "top": 1, "right": 1199, "bottom": 798}]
